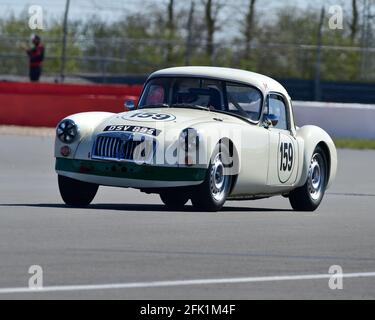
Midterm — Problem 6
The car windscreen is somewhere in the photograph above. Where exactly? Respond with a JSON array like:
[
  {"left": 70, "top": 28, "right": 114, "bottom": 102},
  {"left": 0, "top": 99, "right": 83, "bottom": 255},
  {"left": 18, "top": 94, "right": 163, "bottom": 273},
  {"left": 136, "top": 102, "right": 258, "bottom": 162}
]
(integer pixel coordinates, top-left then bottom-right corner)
[
  {"left": 225, "top": 82, "right": 263, "bottom": 121},
  {"left": 138, "top": 77, "right": 263, "bottom": 121},
  {"left": 138, "top": 77, "right": 224, "bottom": 109}
]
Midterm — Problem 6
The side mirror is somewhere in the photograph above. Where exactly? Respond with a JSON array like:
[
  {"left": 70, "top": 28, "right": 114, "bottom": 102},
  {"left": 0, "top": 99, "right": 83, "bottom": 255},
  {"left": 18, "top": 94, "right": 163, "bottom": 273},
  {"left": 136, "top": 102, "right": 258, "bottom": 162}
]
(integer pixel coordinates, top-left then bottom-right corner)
[
  {"left": 262, "top": 114, "right": 279, "bottom": 128},
  {"left": 124, "top": 100, "right": 136, "bottom": 111}
]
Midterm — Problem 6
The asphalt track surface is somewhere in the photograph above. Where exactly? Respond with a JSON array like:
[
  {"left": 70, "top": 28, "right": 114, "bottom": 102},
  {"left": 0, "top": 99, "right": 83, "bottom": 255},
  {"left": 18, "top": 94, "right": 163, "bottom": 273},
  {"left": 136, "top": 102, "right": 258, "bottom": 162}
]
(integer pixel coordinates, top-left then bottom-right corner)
[{"left": 0, "top": 135, "right": 374, "bottom": 299}]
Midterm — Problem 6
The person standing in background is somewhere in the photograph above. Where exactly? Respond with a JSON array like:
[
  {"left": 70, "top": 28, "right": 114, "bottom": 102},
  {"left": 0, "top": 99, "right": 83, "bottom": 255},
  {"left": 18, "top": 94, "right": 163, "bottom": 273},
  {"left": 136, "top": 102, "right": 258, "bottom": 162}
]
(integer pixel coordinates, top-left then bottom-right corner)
[{"left": 25, "top": 35, "right": 45, "bottom": 82}]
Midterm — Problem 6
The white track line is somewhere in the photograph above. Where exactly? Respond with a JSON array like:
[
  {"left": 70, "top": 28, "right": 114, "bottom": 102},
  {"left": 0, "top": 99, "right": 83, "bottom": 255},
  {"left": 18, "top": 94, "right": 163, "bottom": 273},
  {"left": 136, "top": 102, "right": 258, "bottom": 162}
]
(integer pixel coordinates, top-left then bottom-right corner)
[{"left": 1, "top": 272, "right": 375, "bottom": 294}]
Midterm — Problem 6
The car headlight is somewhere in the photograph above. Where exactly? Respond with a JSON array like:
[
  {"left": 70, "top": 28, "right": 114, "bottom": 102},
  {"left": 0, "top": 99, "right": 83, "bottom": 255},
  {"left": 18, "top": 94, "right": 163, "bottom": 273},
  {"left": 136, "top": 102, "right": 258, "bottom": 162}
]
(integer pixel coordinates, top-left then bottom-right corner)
[
  {"left": 179, "top": 128, "right": 199, "bottom": 152},
  {"left": 56, "top": 119, "right": 79, "bottom": 144}
]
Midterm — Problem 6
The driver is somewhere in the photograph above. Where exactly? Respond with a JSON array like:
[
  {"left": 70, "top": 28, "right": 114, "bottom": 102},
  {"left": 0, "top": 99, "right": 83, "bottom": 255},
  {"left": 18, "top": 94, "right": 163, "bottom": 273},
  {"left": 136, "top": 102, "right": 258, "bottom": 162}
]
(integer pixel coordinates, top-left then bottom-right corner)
[{"left": 146, "top": 85, "right": 165, "bottom": 105}]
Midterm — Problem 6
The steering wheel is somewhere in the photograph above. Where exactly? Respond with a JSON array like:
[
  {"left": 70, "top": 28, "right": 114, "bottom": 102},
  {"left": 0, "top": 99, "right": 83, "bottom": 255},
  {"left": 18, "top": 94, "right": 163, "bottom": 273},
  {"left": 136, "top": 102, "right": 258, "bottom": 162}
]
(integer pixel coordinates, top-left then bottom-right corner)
[{"left": 227, "top": 93, "right": 250, "bottom": 119}]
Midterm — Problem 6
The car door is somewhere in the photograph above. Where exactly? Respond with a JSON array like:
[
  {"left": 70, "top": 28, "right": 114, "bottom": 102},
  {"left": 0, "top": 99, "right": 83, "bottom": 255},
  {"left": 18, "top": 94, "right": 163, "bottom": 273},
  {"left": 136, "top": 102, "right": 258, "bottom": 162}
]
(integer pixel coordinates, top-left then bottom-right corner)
[
  {"left": 222, "top": 81, "right": 270, "bottom": 195},
  {"left": 265, "top": 93, "right": 299, "bottom": 188}
]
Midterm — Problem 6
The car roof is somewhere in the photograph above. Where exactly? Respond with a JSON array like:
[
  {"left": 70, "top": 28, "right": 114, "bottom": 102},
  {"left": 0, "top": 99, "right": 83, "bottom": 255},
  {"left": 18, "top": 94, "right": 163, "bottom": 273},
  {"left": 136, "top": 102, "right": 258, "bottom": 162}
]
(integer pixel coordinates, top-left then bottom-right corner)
[{"left": 149, "top": 66, "right": 290, "bottom": 99}]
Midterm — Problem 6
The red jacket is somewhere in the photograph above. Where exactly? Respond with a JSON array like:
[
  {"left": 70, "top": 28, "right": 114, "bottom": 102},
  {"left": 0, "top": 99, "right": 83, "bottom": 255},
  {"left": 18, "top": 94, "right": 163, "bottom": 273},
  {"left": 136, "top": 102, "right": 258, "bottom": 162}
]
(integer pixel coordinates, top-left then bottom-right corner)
[{"left": 27, "top": 44, "right": 45, "bottom": 68}]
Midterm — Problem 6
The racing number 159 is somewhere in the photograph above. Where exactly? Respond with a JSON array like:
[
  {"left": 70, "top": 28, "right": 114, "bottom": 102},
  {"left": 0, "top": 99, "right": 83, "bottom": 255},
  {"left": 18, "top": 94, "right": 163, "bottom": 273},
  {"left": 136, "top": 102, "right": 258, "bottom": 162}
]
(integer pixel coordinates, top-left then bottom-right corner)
[
  {"left": 130, "top": 112, "right": 171, "bottom": 121},
  {"left": 280, "top": 142, "right": 293, "bottom": 172}
]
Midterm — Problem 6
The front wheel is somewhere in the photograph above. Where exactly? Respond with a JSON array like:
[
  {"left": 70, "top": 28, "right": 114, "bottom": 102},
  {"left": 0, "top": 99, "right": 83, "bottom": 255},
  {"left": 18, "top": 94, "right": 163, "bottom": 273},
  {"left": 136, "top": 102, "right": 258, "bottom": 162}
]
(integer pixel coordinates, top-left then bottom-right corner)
[
  {"left": 58, "top": 175, "right": 98, "bottom": 207},
  {"left": 289, "top": 146, "right": 327, "bottom": 211},
  {"left": 191, "top": 144, "right": 233, "bottom": 212}
]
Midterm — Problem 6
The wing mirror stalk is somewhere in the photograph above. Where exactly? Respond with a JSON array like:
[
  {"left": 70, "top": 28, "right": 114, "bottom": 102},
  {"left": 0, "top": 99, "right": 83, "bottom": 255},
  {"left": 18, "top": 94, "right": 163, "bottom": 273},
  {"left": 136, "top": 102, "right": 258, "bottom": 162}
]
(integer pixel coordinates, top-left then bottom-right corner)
[{"left": 124, "top": 100, "right": 136, "bottom": 111}]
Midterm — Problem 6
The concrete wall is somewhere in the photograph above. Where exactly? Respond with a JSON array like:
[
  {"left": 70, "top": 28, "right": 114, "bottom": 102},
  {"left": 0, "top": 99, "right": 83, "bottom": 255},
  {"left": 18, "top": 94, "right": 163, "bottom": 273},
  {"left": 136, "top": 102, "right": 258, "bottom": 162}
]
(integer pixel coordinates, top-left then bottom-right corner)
[{"left": 293, "top": 101, "right": 375, "bottom": 139}]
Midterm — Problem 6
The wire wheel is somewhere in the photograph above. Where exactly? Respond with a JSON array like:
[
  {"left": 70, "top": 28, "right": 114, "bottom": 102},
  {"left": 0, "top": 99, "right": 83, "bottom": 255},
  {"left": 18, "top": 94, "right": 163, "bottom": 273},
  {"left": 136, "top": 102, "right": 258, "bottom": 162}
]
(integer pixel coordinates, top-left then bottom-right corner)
[
  {"left": 209, "top": 152, "right": 230, "bottom": 202},
  {"left": 307, "top": 153, "right": 325, "bottom": 201},
  {"left": 191, "top": 143, "right": 233, "bottom": 212},
  {"left": 288, "top": 146, "right": 328, "bottom": 212}
]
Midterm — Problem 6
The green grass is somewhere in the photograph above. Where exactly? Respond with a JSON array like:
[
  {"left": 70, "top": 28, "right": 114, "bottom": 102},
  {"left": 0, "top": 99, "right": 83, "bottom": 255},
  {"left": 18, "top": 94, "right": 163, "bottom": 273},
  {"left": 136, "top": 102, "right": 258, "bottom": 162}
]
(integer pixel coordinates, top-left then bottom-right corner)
[{"left": 334, "top": 139, "right": 375, "bottom": 150}]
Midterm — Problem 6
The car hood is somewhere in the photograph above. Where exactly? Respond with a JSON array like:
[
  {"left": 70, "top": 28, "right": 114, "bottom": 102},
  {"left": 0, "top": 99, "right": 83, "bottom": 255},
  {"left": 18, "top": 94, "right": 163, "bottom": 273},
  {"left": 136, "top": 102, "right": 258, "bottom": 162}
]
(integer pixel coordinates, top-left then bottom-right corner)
[{"left": 94, "top": 107, "right": 244, "bottom": 136}]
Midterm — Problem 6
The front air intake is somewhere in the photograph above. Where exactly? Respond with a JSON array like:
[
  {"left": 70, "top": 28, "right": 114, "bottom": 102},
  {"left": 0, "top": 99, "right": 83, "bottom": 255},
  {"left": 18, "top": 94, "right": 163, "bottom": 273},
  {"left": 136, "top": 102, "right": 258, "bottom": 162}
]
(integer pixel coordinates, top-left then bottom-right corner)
[{"left": 92, "top": 134, "right": 155, "bottom": 162}]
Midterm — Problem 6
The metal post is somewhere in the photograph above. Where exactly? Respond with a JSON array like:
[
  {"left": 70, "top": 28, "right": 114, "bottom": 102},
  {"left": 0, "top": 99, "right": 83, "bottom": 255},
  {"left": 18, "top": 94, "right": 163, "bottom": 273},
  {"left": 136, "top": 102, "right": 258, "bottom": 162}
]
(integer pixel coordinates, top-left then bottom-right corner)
[
  {"left": 185, "top": 1, "right": 195, "bottom": 65},
  {"left": 314, "top": 7, "right": 325, "bottom": 101},
  {"left": 359, "top": 0, "right": 374, "bottom": 81},
  {"left": 60, "top": 0, "right": 70, "bottom": 83}
]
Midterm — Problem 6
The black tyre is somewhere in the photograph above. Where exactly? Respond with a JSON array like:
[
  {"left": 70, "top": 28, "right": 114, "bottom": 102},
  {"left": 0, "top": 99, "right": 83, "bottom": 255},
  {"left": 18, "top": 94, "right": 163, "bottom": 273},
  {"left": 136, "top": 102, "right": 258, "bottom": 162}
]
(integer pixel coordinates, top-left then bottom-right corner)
[
  {"left": 159, "top": 189, "right": 190, "bottom": 210},
  {"left": 58, "top": 175, "right": 98, "bottom": 207},
  {"left": 289, "top": 146, "right": 328, "bottom": 211},
  {"left": 191, "top": 144, "right": 233, "bottom": 212}
]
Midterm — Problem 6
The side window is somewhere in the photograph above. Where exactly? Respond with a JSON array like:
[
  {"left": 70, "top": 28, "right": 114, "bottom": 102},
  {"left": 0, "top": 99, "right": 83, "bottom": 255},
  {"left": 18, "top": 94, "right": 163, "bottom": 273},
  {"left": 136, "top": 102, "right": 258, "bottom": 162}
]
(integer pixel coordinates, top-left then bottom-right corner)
[
  {"left": 268, "top": 94, "right": 288, "bottom": 130},
  {"left": 226, "top": 83, "right": 263, "bottom": 121}
]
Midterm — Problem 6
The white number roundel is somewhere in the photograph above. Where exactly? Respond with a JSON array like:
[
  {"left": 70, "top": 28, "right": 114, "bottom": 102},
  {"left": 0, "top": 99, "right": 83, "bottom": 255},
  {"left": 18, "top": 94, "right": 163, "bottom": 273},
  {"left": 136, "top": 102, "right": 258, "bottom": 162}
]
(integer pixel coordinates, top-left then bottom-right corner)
[
  {"left": 278, "top": 134, "right": 295, "bottom": 183},
  {"left": 122, "top": 112, "right": 176, "bottom": 122}
]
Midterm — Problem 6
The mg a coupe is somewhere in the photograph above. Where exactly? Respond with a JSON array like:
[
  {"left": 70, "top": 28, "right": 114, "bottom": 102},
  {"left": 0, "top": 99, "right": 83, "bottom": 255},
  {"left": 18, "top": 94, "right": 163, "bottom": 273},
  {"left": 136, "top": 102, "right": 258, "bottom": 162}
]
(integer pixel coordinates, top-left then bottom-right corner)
[{"left": 55, "top": 67, "right": 337, "bottom": 211}]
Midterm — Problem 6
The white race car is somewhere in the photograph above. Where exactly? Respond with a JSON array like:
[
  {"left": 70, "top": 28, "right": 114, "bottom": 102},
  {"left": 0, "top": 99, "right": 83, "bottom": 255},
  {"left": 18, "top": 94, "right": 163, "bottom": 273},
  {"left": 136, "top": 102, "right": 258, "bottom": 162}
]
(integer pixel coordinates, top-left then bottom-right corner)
[{"left": 55, "top": 67, "right": 337, "bottom": 211}]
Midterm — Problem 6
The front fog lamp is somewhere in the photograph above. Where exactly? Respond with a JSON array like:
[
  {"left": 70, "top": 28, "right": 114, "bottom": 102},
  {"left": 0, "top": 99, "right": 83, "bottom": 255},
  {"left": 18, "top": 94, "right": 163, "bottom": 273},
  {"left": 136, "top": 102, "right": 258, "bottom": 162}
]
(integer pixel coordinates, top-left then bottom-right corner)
[
  {"left": 179, "top": 128, "right": 199, "bottom": 152},
  {"left": 56, "top": 119, "right": 78, "bottom": 144}
]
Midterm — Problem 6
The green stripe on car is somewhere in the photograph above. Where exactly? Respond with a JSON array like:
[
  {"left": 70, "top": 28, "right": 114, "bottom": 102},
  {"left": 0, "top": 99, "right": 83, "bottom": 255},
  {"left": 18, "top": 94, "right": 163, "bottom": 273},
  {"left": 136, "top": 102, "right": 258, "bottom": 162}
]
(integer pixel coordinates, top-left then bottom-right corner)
[{"left": 55, "top": 158, "right": 206, "bottom": 182}]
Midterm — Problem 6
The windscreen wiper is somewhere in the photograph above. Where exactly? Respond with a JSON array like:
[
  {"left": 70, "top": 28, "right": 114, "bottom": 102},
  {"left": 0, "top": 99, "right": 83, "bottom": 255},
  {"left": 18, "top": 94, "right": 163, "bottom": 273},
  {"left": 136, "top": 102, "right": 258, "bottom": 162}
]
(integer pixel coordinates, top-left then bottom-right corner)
[
  {"left": 139, "top": 103, "right": 170, "bottom": 109},
  {"left": 170, "top": 103, "right": 210, "bottom": 111}
]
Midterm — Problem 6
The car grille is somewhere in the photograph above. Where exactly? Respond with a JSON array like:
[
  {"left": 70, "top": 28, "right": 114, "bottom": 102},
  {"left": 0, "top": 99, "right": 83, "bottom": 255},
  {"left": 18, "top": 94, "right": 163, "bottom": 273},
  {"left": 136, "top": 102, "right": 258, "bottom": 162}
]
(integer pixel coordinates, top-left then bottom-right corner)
[{"left": 92, "top": 135, "right": 155, "bottom": 162}]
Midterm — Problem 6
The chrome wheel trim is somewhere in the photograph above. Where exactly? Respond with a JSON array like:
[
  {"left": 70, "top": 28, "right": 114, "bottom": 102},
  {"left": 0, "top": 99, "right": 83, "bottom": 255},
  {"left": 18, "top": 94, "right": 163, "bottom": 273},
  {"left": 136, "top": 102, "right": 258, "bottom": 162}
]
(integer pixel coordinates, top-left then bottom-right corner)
[
  {"left": 209, "top": 152, "right": 230, "bottom": 202},
  {"left": 307, "top": 153, "right": 325, "bottom": 201}
]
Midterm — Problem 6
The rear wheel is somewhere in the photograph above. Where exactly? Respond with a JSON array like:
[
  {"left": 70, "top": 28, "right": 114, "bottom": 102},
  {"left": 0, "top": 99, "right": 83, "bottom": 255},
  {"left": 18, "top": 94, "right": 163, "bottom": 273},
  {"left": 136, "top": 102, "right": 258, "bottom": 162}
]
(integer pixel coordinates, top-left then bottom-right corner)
[
  {"left": 58, "top": 175, "right": 98, "bottom": 207},
  {"left": 289, "top": 146, "right": 327, "bottom": 211},
  {"left": 191, "top": 144, "right": 232, "bottom": 212},
  {"left": 159, "top": 190, "right": 190, "bottom": 210}
]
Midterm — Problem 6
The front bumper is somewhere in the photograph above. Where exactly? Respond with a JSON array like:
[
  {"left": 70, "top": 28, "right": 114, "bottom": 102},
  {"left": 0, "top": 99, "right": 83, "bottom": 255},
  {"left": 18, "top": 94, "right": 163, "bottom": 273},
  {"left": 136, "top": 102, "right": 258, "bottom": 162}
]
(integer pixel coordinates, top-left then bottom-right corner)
[{"left": 55, "top": 158, "right": 206, "bottom": 188}]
